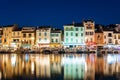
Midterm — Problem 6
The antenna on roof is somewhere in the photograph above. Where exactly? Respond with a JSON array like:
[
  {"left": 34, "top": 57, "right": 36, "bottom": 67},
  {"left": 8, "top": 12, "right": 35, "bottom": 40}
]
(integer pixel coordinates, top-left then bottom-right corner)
[{"left": 72, "top": 21, "right": 75, "bottom": 25}]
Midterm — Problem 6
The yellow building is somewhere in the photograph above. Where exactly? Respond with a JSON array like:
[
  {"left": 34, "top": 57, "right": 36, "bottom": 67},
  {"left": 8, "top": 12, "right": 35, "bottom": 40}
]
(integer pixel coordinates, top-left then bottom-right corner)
[
  {"left": 50, "top": 28, "right": 62, "bottom": 48},
  {"left": 21, "top": 27, "right": 36, "bottom": 49},
  {"left": 11, "top": 28, "right": 22, "bottom": 49},
  {"left": 94, "top": 25, "right": 104, "bottom": 47},
  {"left": 2, "top": 24, "right": 18, "bottom": 49}
]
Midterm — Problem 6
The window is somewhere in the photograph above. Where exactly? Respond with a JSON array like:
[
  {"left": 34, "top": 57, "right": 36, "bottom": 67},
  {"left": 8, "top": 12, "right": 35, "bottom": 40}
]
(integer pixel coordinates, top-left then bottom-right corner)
[
  {"left": 44, "top": 38, "right": 47, "bottom": 41},
  {"left": 44, "top": 32, "right": 47, "bottom": 36},
  {"left": 39, "top": 32, "right": 41, "bottom": 36},
  {"left": 108, "top": 33, "right": 112, "bottom": 37},
  {"left": 56, "top": 34, "right": 59, "bottom": 36},
  {"left": 71, "top": 32, "right": 73, "bottom": 36},
  {"left": 109, "top": 39, "right": 112, "bottom": 43},
  {"left": 56, "top": 39, "right": 58, "bottom": 42},
  {"left": 71, "top": 38, "right": 73, "bottom": 42},
  {"left": 13, "top": 32, "right": 15, "bottom": 36},
  {"left": 76, "top": 39, "right": 78, "bottom": 43},
  {"left": 29, "top": 34, "right": 32, "bottom": 38},
  {"left": 29, "top": 40, "right": 31, "bottom": 44},
  {"left": 81, "top": 39, "right": 83, "bottom": 43},
  {"left": 97, "top": 35, "right": 100, "bottom": 39},
  {"left": 66, "top": 38, "right": 68, "bottom": 42},
  {"left": 86, "top": 25, "right": 92, "bottom": 29},
  {"left": 104, "top": 36, "right": 106, "bottom": 39},
  {"left": 18, "top": 32, "right": 19, "bottom": 35},
  {"left": 75, "top": 33, "right": 78, "bottom": 37},
  {"left": 86, "top": 32, "right": 89, "bottom": 35},
  {"left": 4, "top": 39, "right": 6, "bottom": 42},
  {"left": 39, "top": 38, "right": 41, "bottom": 41},
  {"left": 75, "top": 28, "right": 78, "bottom": 31},
  {"left": 13, "top": 39, "right": 16, "bottom": 42},
  {"left": 91, "top": 38, "right": 93, "bottom": 42},
  {"left": 66, "top": 32, "right": 68, "bottom": 36},
  {"left": 71, "top": 27, "right": 73, "bottom": 30},
  {"left": 81, "top": 28, "right": 83, "bottom": 31},
  {"left": 81, "top": 33, "right": 83, "bottom": 36},
  {"left": 118, "top": 35, "right": 120, "bottom": 39},
  {"left": 23, "top": 34, "right": 26, "bottom": 38},
  {"left": 114, "top": 35, "right": 116, "bottom": 39},
  {"left": 51, "top": 39, "right": 54, "bottom": 42}
]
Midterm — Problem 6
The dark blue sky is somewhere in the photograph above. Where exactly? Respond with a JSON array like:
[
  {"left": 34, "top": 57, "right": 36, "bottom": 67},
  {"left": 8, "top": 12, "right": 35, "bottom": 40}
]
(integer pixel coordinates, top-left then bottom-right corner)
[{"left": 0, "top": 0, "right": 120, "bottom": 29}]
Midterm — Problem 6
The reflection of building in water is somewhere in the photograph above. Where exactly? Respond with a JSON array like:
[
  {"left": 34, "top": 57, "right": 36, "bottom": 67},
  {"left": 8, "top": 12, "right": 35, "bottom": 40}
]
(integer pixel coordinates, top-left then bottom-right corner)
[
  {"left": 36, "top": 54, "right": 51, "bottom": 78},
  {"left": 61, "top": 54, "right": 86, "bottom": 80},
  {"left": 50, "top": 54, "right": 61, "bottom": 77},
  {"left": 95, "top": 56, "right": 104, "bottom": 74},
  {"left": 104, "top": 54, "right": 120, "bottom": 75},
  {"left": 2, "top": 54, "right": 20, "bottom": 79},
  {"left": 85, "top": 54, "right": 95, "bottom": 80},
  {"left": 0, "top": 71, "right": 1, "bottom": 80}
]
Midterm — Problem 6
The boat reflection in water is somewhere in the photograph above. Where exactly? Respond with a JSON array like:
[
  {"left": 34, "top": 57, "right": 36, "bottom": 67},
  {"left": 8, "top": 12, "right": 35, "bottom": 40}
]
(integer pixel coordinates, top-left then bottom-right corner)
[{"left": 0, "top": 53, "right": 120, "bottom": 80}]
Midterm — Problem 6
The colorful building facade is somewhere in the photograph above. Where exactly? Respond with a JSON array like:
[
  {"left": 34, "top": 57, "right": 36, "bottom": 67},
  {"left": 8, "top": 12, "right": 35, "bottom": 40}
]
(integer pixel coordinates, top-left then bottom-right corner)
[
  {"left": 50, "top": 28, "right": 62, "bottom": 48},
  {"left": 2, "top": 24, "right": 18, "bottom": 49},
  {"left": 83, "top": 20, "right": 96, "bottom": 48},
  {"left": 36, "top": 26, "right": 51, "bottom": 48},
  {"left": 94, "top": 25, "right": 104, "bottom": 47},
  {"left": 21, "top": 27, "right": 36, "bottom": 49},
  {"left": 11, "top": 28, "right": 22, "bottom": 49},
  {"left": 63, "top": 23, "right": 85, "bottom": 48}
]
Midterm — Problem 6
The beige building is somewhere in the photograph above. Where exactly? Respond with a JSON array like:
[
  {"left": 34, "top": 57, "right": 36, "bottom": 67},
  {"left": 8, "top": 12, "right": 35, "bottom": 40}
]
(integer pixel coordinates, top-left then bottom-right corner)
[
  {"left": 21, "top": 27, "right": 36, "bottom": 49},
  {"left": 83, "top": 20, "right": 95, "bottom": 48},
  {"left": 36, "top": 26, "right": 51, "bottom": 48},
  {"left": 2, "top": 24, "right": 18, "bottom": 49},
  {"left": 103, "top": 28, "right": 114, "bottom": 48},
  {"left": 113, "top": 27, "right": 120, "bottom": 45},
  {"left": 11, "top": 28, "right": 22, "bottom": 49}
]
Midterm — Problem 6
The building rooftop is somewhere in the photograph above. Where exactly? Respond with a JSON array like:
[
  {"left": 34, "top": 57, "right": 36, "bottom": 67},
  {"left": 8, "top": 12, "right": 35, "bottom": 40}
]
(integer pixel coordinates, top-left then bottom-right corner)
[
  {"left": 13, "top": 28, "right": 22, "bottom": 31},
  {"left": 64, "top": 23, "right": 83, "bottom": 27},
  {"left": 3, "top": 24, "right": 18, "bottom": 28},
  {"left": 51, "top": 28, "right": 62, "bottom": 33},
  {"left": 38, "top": 26, "right": 51, "bottom": 29}
]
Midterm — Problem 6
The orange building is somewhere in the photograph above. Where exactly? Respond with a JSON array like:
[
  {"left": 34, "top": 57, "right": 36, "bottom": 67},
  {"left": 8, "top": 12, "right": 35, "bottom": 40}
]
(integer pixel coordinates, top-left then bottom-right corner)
[{"left": 94, "top": 25, "right": 104, "bottom": 47}]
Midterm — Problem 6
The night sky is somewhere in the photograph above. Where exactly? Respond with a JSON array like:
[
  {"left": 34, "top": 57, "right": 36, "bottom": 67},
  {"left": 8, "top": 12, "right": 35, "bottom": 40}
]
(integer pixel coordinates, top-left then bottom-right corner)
[{"left": 0, "top": 0, "right": 120, "bottom": 29}]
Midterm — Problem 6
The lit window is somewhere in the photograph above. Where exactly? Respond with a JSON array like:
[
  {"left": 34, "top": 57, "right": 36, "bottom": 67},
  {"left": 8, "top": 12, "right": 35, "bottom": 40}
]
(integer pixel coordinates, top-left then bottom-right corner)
[{"left": 39, "top": 32, "right": 41, "bottom": 36}]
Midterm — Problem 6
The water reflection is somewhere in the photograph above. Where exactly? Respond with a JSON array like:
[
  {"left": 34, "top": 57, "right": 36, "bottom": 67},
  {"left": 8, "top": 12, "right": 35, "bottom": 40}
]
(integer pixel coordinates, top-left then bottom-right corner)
[{"left": 0, "top": 54, "right": 120, "bottom": 80}]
